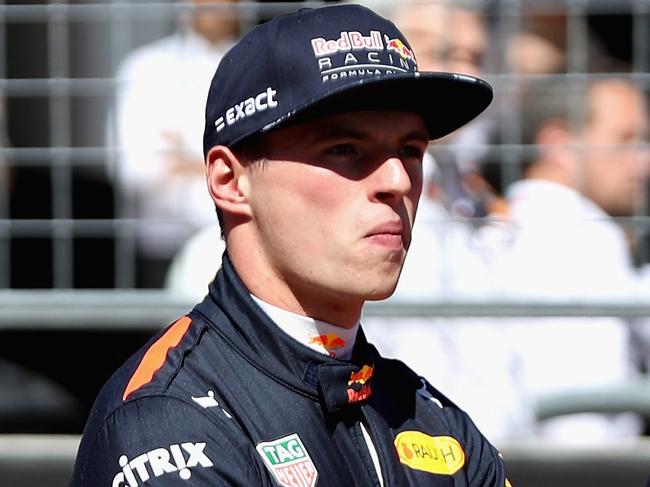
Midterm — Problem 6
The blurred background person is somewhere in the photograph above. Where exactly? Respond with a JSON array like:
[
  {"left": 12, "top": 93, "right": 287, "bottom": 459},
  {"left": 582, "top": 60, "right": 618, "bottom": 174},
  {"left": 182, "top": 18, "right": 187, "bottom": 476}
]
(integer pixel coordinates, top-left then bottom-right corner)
[
  {"left": 161, "top": 1, "right": 650, "bottom": 444},
  {"left": 110, "top": 0, "right": 242, "bottom": 288},
  {"left": 501, "top": 77, "right": 650, "bottom": 299},
  {"left": 504, "top": 12, "right": 613, "bottom": 78},
  {"left": 366, "top": 2, "right": 650, "bottom": 443},
  {"left": 493, "top": 76, "right": 650, "bottom": 442},
  {"left": 505, "top": 14, "right": 566, "bottom": 76},
  {"left": 392, "top": 0, "right": 486, "bottom": 77}
]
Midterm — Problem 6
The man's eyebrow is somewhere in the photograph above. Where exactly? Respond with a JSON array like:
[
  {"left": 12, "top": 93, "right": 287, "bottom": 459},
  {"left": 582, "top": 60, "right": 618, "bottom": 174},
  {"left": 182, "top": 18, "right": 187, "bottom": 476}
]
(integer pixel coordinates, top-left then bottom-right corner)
[
  {"left": 309, "top": 127, "right": 430, "bottom": 143},
  {"left": 400, "top": 129, "right": 430, "bottom": 143},
  {"left": 311, "top": 127, "right": 373, "bottom": 141}
]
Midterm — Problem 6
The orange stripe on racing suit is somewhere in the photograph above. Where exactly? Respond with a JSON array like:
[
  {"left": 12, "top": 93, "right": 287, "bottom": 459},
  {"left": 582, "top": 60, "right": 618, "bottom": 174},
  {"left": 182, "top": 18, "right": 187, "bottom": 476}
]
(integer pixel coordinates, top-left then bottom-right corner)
[{"left": 123, "top": 316, "right": 192, "bottom": 401}]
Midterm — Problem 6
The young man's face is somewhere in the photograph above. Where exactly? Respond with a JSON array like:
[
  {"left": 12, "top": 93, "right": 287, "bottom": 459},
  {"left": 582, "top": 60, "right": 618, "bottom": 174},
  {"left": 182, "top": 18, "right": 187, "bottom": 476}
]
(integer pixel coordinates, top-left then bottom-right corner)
[{"left": 243, "top": 110, "right": 428, "bottom": 314}]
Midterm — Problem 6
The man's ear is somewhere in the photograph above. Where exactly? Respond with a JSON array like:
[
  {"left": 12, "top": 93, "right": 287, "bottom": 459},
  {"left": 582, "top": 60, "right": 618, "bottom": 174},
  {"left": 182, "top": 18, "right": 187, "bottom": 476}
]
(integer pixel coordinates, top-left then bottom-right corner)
[
  {"left": 205, "top": 145, "right": 253, "bottom": 218},
  {"left": 536, "top": 118, "right": 571, "bottom": 147},
  {"left": 533, "top": 118, "right": 582, "bottom": 184},
  {"left": 536, "top": 118, "right": 575, "bottom": 164}
]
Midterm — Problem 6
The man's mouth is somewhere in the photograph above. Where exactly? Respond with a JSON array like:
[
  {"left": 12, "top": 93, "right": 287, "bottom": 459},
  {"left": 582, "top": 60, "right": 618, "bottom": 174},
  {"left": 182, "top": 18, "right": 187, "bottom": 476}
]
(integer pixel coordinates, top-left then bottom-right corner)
[{"left": 365, "top": 222, "right": 405, "bottom": 249}]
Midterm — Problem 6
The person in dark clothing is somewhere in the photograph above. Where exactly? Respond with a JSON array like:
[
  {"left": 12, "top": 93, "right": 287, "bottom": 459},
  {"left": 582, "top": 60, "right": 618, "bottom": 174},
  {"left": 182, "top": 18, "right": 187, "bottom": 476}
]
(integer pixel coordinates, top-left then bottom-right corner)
[{"left": 70, "top": 4, "right": 508, "bottom": 486}]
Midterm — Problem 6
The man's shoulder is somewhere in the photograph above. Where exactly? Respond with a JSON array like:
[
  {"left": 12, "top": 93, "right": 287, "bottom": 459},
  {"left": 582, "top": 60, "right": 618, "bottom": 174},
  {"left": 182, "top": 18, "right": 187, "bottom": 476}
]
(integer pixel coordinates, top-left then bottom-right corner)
[
  {"left": 70, "top": 313, "right": 262, "bottom": 485},
  {"left": 374, "top": 353, "right": 458, "bottom": 410},
  {"left": 378, "top": 354, "right": 510, "bottom": 478},
  {"left": 70, "top": 393, "right": 258, "bottom": 486},
  {"left": 86, "top": 314, "right": 212, "bottom": 426}
]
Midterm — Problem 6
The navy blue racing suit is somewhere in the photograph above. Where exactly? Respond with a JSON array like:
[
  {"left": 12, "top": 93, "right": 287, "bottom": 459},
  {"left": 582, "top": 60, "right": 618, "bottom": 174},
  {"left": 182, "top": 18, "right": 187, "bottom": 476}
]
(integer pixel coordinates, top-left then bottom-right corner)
[{"left": 70, "top": 254, "right": 509, "bottom": 486}]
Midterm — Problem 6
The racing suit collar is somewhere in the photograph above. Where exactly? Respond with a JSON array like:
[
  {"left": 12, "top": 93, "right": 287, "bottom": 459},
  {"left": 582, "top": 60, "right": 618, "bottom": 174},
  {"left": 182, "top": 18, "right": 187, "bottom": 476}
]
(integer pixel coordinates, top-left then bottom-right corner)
[
  {"left": 249, "top": 294, "right": 359, "bottom": 360},
  {"left": 194, "top": 253, "right": 378, "bottom": 412}
]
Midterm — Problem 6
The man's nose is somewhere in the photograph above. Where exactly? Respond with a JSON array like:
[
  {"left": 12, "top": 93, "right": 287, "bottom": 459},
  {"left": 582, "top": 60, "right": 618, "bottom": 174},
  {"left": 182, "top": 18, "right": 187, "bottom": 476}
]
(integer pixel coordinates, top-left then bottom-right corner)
[{"left": 372, "top": 156, "right": 413, "bottom": 202}]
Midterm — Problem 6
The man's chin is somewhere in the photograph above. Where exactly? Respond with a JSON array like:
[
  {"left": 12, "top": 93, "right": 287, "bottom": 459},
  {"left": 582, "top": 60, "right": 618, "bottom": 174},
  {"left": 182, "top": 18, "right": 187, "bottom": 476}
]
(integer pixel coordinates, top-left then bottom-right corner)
[{"left": 364, "top": 284, "right": 399, "bottom": 302}]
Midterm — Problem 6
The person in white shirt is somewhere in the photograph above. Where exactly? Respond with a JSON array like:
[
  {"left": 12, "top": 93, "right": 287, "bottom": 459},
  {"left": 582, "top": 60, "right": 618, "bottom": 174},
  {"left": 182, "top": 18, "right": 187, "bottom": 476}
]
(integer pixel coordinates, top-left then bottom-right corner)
[
  {"left": 503, "top": 78, "right": 649, "bottom": 298},
  {"left": 497, "top": 77, "right": 650, "bottom": 442},
  {"left": 110, "top": 0, "right": 241, "bottom": 287}
]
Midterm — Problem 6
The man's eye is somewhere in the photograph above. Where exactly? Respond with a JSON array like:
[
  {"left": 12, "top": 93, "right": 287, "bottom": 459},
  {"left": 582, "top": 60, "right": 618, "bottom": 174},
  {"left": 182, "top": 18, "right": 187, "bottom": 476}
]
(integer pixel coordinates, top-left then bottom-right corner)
[
  {"left": 399, "top": 145, "right": 425, "bottom": 161},
  {"left": 327, "top": 144, "right": 358, "bottom": 156}
]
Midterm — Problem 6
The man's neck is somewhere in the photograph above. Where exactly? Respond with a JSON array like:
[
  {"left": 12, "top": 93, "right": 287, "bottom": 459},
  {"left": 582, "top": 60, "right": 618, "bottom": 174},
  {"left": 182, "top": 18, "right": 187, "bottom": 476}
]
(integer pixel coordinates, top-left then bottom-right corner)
[{"left": 227, "top": 242, "right": 363, "bottom": 329}]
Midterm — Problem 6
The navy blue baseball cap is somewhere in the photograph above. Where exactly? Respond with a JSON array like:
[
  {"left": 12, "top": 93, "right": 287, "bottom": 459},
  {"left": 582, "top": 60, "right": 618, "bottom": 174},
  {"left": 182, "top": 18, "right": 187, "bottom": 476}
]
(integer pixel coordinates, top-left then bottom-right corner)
[{"left": 203, "top": 3, "right": 493, "bottom": 156}]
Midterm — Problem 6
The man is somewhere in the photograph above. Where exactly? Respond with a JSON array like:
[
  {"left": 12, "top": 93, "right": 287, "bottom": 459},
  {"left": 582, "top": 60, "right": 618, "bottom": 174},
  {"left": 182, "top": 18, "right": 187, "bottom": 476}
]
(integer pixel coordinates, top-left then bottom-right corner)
[
  {"left": 163, "top": 3, "right": 496, "bottom": 303},
  {"left": 497, "top": 77, "right": 650, "bottom": 441},
  {"left": 111, "top": 0, "right": 241, "bottom": 287},
  {"left": 71, "top": 5, "right": 508, "bottom": 485},
  {"left": 504, "top": 78, "right": 649, "bottom": 300},
  {"left": 391, "top": 1, "right": 486, "bottom": 77}
]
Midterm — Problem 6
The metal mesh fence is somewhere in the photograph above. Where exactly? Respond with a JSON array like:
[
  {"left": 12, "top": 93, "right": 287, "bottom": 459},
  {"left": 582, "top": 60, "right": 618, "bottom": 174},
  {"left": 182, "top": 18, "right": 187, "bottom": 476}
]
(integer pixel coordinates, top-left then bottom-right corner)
[
  {"left": 2, "top": 5, "right": 650, "bottom": 481},
  {"left": 0, "top": 0, "right": 648, "bottom": 296}
]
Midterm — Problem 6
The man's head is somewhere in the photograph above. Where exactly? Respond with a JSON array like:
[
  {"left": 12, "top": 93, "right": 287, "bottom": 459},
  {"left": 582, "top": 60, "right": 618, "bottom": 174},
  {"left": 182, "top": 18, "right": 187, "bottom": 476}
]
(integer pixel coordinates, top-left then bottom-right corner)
[
  {"left": 522, "top": 78, "right": 650, "bottom": 216},
  {"left": 392, "top": 2, "right": 487, "bottom": 76},
  {"left": 202, "top": 4, "right": 491, "bottom": 156},
  {"left": 505, "top": 14, "right": 566, "bottom": 75},
  {"left": 201, "top": 4, "right": 492, "bottom": 324},
  {"left": 190, "top": 0, "right": 240, "bottom": 45},
  {"left": 208, "top": 110, "right": 428, "bottom": 323}
]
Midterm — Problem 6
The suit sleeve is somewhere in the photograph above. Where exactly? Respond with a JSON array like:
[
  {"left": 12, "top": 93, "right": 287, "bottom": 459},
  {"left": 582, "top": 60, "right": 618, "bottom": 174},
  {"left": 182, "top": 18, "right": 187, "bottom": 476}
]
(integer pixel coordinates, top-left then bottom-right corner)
[
  {"left": 69, "top": 395, "right": 266, "bottom": 486},
  {"left": 417, "top": 377, "right": 511, "bottom": 487},
  {"left": 456, "top": 408, "right": 511, "bottom": 487}
]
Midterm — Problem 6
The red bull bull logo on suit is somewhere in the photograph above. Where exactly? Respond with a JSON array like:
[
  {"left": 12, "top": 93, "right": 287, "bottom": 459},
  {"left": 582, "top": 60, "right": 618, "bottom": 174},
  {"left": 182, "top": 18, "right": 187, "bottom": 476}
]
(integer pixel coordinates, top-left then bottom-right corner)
[{"left": 347, "top": 365, "right": 374, "bottom": 403}]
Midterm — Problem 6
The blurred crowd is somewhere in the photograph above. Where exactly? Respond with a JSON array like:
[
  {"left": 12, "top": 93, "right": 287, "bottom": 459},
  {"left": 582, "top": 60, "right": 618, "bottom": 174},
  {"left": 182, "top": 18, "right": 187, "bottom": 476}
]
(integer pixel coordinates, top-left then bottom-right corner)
[
  {"left": 153, "top": 0, "right": 650, "bottom": 445},
  {"left": 3, "top": 0, "right": 650, "bottom": 446},
  {"left": 359, "top": 1, "right": 650, "bottom": 444}
]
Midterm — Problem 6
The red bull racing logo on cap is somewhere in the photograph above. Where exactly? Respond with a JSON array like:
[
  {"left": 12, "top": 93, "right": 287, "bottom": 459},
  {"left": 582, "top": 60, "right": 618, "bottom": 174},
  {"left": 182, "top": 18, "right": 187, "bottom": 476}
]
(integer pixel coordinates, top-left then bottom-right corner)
[
  {"left": 311, "top": 30, "right": 383, "bottom": 57},
  {"left": 387, "top": 38, "right": 415, "bottom": 62},
  {"left": 311, "top": 30, "right": 417, "bottom": 83},
  {"left": 347, "top": 364, "right": 373, "bottom": 403}
]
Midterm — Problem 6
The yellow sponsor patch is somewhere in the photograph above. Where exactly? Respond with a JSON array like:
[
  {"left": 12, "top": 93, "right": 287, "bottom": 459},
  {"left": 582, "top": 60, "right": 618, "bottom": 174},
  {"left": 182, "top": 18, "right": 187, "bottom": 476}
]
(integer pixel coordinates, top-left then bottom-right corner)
[{"left": 394, "top": 432, "right": 465, "bottom": 476}]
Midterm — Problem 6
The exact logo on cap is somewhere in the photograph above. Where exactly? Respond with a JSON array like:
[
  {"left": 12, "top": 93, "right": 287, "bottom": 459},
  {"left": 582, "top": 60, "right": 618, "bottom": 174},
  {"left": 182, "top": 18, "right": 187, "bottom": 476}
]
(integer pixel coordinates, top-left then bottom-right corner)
[{"left": 214, "top": 86, "right": 279, "bottom": 134}]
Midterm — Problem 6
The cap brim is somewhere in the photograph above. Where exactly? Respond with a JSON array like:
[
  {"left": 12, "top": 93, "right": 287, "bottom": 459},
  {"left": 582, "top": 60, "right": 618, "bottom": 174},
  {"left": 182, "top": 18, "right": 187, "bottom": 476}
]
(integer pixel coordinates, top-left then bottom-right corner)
[{"left": 262, "top": 72, "right": 493, "bottom": 142}]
